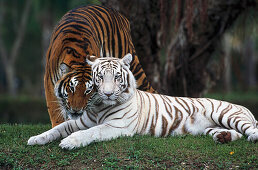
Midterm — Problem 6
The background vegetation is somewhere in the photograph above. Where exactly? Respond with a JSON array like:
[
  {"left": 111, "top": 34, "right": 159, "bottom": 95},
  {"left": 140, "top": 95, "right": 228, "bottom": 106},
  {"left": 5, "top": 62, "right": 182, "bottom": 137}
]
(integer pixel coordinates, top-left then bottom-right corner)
[{"left": 0, "top": 0, "right": 257, "bottom": 123}]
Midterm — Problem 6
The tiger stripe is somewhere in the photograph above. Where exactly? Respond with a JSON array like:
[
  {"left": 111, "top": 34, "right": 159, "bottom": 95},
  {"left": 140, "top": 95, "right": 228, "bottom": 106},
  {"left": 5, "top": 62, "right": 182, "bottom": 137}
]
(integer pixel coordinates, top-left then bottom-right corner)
[
  {"left": 45, "top": 5, "right": 155, "bottom": 127},
  {"left": 28, "top": 56, "right": 258, "bottom": 149}
]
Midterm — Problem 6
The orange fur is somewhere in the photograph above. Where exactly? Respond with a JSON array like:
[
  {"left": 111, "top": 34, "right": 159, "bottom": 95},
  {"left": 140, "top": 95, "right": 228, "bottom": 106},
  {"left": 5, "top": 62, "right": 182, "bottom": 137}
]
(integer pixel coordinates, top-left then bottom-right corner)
[{"left": 44, "top": 5, "right": 155, "bottom": 127}]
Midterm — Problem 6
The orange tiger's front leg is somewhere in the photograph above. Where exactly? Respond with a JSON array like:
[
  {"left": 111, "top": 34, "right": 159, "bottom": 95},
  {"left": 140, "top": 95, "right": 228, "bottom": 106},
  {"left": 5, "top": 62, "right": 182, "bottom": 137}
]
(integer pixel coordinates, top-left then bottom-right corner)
[{"left": 45, "top": 74, "right": 64, "bottom": 128}]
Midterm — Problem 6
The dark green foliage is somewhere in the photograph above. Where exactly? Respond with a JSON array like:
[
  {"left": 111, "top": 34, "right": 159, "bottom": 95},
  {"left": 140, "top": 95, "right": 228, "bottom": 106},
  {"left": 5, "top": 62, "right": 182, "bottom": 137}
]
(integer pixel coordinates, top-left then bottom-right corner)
[
  {"left": 205, "top": 90, "right": 258, "bottom": 119},
  {"left": 0, "top": 124, "right": 257, "bottom": 169},
  {"left": 0, "top": 0, "right": 101, "bottom": 95},
  {"left": 0, "top": 96, "right": 49, "bottom": 124}
]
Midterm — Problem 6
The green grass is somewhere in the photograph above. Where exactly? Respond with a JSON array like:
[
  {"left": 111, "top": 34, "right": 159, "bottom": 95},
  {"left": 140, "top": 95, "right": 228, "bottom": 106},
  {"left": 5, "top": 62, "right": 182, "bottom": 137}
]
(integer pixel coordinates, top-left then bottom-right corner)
[{"left": 0, "top": 124, "right": 257, "bottom": 169}]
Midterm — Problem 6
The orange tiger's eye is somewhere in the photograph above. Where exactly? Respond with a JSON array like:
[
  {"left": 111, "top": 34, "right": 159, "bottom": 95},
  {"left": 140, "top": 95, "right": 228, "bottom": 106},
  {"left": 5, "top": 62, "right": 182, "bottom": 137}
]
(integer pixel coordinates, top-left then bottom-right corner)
[{"left": 67, "top": 48, "right": 73, "bottom": 54}]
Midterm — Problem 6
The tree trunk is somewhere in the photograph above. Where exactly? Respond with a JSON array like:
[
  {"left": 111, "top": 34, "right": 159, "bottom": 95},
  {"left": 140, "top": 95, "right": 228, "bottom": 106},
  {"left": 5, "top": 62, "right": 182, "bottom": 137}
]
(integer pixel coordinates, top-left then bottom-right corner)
[
  {"left": 102, "top": 0, "right": 255, "bottom": 96},
  {"left": 243, "top": 37, "right": 256, "bottom": 89},
  {"left": 5, "top": 64, "right": 17, "bottom": 96},
  {"left": 164, "top": 0, "right": 254, "bottom": 97},
  {"left": 40, "top": 7, "right": 55, "bottom": 96},
  {"left": 223, "top": 34, "right": 232, "bottom": 93}
]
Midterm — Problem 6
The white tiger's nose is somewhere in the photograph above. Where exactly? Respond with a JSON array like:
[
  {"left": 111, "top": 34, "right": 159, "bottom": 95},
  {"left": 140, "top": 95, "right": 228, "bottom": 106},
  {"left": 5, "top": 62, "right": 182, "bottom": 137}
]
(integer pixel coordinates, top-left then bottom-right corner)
[
  {"left": 102, "top": 82, "right": 114, "bottom": 97},
  {"left": 104, "top": 91, "right": 113, "bottom": 97}
]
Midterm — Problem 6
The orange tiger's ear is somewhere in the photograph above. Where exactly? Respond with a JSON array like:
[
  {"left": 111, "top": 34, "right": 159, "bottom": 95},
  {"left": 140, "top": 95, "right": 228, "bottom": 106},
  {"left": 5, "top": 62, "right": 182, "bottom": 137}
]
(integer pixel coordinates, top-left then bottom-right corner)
[
  {"left": 60, "top": 63, "right": 70, "bottom": 76},
  {"left": 86, "top": 55, "right": 98, "bottom": 65}
]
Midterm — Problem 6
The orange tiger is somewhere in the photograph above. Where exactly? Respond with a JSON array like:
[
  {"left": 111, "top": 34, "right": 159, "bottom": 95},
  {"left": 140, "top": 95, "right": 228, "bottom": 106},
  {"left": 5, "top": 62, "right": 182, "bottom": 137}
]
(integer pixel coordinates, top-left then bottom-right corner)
[{"left": 44, "top": 5, "right": 155, "bottom": 127}]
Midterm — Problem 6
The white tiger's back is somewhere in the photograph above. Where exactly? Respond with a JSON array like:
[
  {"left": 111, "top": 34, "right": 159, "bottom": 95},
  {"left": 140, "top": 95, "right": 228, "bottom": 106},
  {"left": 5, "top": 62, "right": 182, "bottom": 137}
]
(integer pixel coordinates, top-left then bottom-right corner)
[{"left": 133, "top": 91, "right": 258, "bottom": 139}]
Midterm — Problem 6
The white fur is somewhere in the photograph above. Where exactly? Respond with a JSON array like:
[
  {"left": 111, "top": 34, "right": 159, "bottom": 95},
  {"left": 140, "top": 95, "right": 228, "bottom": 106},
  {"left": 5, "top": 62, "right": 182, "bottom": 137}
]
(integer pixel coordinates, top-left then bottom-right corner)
[{"left": 28, "top": 56, "right": 258, "bottom": 149}]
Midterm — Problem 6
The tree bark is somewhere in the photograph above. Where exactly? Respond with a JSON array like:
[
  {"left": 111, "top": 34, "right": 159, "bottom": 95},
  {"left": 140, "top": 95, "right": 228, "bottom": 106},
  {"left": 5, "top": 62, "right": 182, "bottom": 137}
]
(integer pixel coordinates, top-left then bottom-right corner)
[
  {"left": 102, "top": 0, "right": 255, "bottom": 96},
  {"left": 40, "top": 6, "right": 55, "bottom": 96},
  {"left": 163, "top": 0, "right": 255, "bottom": 97},
  {"left": 243, "top": 37, "right": 256, "bottom": 89},
  {"left": 223, "top": 34, "right": 232, "bottom": 93}
]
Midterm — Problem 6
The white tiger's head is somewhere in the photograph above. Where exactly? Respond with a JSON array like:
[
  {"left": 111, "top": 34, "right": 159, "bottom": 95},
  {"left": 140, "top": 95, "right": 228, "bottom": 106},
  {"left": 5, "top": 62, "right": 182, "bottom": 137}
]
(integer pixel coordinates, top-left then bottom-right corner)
[{"left": 87, "top": 53, "right": 136, "bottom": 105}]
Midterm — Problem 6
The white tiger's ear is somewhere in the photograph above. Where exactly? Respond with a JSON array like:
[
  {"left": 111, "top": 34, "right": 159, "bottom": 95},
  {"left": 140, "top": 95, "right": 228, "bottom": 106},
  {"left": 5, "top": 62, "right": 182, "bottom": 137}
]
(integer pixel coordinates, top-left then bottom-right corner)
[
  {"left": 122, "top": 53, "right": 132, "bottom": 68},
  {"left": 60, "top": 63, "right": 70, "bottom": 76},
  {"left": 86, "top": 55, "right": 98, "bottom": 65}
]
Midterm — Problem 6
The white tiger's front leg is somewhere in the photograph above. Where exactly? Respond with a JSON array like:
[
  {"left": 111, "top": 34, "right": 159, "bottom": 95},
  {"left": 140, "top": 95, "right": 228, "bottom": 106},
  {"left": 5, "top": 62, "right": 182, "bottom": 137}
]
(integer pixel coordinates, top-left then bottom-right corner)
[
  {"left": 59, "top": 121, "right": 133, "bottom": 150},
  {"left": 27, "top": 127, "right": 61, "bottom": 145},
  {"left": 27, "top": 117, "right": 89, "bottom": 145}
]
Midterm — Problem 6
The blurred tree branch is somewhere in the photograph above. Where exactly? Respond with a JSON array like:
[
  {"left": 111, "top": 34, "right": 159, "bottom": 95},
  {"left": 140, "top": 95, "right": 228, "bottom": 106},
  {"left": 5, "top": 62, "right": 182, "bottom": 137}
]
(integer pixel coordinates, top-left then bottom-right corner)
[{"left": 0, "top": 0, "right": 32, "bottom": 96}]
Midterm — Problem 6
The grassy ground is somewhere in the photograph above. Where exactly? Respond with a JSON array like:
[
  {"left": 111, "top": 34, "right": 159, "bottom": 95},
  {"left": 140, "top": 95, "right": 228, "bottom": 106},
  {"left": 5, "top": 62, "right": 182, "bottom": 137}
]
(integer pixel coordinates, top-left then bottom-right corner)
[{"left": 0, "top": 124, "right": 257, "bottom": 169}]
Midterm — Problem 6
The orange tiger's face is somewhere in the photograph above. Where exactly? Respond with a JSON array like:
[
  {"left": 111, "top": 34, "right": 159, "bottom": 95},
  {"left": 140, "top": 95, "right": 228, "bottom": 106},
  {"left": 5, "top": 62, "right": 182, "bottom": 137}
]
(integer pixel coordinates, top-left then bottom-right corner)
[
  {"left": 50, "top": 37, "right": 100, "bottom": 120},
  {"left": 54, "top": 67, "right": 94, "bottom": 120}
]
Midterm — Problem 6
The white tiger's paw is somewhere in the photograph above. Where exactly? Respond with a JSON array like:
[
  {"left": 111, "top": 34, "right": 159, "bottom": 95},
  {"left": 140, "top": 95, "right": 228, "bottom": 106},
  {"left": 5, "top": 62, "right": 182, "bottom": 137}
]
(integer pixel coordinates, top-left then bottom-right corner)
[
  {"left": 230, "top": 130, "right": 243, "bottom": 141},
  {"left": 213, "top": 130, "right": 242, "bottom": 144},
  {"left": 59, "top": 133, "right": 83, "bottom": 150},
  {"left": 247, "top": 132, "right": 258, "bottom": 142},
  {"left": 27, "top": 134, "right": 50, "bottom": 145}
]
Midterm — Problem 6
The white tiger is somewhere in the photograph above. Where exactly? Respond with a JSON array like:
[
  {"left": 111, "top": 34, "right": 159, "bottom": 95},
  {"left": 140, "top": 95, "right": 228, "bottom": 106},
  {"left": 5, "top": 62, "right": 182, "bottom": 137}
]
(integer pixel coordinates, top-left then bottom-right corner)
[{"left": 28, "top": 54, "right": 258, "bottom": 150}]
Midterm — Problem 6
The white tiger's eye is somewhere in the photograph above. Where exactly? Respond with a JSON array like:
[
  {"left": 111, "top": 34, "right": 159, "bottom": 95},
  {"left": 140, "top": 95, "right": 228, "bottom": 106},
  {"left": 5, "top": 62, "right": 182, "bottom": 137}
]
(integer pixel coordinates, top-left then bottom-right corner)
[
  {"left": 115, "top": 75, "right": 121, "bottom": 80},
  {"left": 115, "top": 72, "right": 122, "bottom": 80},
  {"left": 98, "top": 73, "right": 103, "bottom": 80}
]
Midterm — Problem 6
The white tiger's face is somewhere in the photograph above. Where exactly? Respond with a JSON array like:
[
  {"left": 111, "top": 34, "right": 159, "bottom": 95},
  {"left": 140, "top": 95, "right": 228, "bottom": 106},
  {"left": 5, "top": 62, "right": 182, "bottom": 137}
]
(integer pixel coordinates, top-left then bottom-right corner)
[{"left": 88, "top": 54, "right": 136, "bottom": 105}]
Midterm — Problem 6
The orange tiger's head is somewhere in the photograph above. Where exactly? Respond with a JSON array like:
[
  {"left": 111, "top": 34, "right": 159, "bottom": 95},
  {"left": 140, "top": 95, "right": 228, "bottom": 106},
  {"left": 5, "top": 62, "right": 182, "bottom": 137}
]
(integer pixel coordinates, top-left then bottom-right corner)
[{"left": 54, "top": 64, "right": 95, "bottom": 120}]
